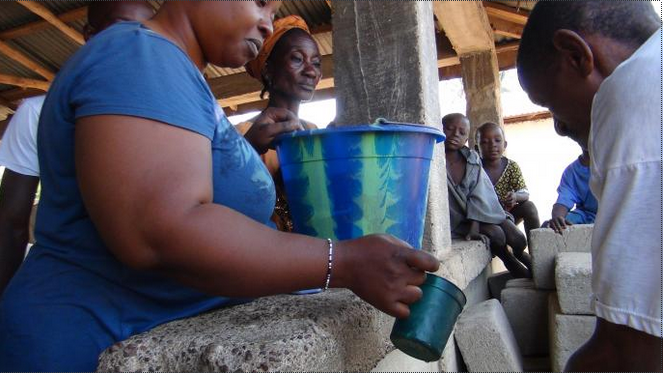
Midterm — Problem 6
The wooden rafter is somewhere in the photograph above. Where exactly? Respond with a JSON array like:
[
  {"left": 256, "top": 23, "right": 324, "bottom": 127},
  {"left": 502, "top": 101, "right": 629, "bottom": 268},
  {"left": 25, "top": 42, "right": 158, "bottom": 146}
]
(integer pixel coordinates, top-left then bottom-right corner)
[
  {"left": 0, "top": 73, "right": 49, "bottom": 91},
  {"left": 0, "top": 6, "right": 87, "bottom": 41},
  {"left": 489, "top": 17, "right": 523, "bottom": 39},
  {"left": 0, "top": 40, "right": 55, "bottom": 81},
  {"left": 17, "top": 1, "right": 85, "bottom": 45},
  {"left": 482, "top": 1, "right": 529, "bottom": 25},
  {"left": 433, "top": 1, "right": 495, "bottom": 55},
  {"left": 0, "top": 95, "right": 18, "bottom": 111}
]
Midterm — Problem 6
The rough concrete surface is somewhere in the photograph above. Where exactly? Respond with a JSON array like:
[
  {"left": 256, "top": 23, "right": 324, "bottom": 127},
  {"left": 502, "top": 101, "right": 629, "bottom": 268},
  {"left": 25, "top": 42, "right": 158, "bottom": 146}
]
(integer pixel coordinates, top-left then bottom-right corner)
[
  {"left": 455, "top": 299, "right": 523, "bottom": 372},
  {"left": 530, "top": 225, "right": 593, "bottom": 289},
  {"left": 97, "top": 290, "right": 392, "bottom": 372},
  {"left": 555, "top": 252, "right": 593, "bottom": 315},
  {"left": 437, "top": 239, "right": 492, "bottom": 292},
  {"left": 501, "top": 279, "right": 552, "bottom": 356},
  {"left": 548, "top": 294, "right": 595, "bottom": 372}
]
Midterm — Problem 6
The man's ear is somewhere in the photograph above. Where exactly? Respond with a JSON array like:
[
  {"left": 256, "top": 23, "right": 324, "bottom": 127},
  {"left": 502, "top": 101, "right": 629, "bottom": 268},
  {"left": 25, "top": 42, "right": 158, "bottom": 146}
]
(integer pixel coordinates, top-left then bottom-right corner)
[
  {"left": 504, "top": 140, "right": 508, "bottom": 150},
  {"left": 552, "top": 29, "right": 594, "bottom": 78}
]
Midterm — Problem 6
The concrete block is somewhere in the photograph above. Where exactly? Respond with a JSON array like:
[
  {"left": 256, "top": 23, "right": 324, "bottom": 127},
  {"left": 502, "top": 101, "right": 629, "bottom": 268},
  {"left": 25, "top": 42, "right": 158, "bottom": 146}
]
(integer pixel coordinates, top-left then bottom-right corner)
[
  {"left": 501, "top": 279, "right": 551, "bottom": 357},
  {"left": 488, "top": 271, "right": 514, "bottom": 300},
  {"left": 555, "top": 252, "right": 593, "bottom": 315},
  {"left": 530, "top": 225, "right": 593, "bottom": 289},
  {"left": 455, "top": 299, "right": 523, "bottom": 372},
  {"left": 97, "top": 290, "right": 393, "bottom": 372},
  {"left": 548, "top": 294, "right": 595, "bottom": 372}
]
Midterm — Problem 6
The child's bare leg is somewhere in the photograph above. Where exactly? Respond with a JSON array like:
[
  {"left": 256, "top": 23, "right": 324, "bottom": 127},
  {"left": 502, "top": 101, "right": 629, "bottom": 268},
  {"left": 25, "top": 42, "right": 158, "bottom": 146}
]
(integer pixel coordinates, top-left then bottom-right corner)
[
  {"left": 501, "top": 220, "right": 532, "bottom": 274},
  {"left": 510, "top": 200, "right": 540, "bottom": 239},
  {"left": 479, "top": 223, "right": 530, "bottom": 278}
]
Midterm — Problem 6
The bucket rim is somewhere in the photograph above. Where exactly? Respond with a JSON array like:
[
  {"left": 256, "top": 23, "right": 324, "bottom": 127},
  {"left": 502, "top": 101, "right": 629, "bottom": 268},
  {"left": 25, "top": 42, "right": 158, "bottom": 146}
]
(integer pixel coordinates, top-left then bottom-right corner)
[
  {"left": 275, "top": 123, "right": 445, "bottom": 145},
  {"left": 424, "top": 274, "right": 467, "bottom": 306}
]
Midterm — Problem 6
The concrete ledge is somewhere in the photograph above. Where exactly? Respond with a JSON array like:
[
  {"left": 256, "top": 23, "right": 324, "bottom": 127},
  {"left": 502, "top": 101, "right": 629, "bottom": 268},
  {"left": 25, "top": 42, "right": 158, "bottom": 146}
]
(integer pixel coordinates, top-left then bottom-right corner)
[
  {"left": 437, "top": 239, "right": 492, "bottom": 291},
  {"left": 555, "top": 252, "right": 593, "bottom": 315},
  {"left": 548, "top": 293, "right": 595, "bottom": 372},
  {"left": 530, "top": 225, "right": 593, "bottom": 289},
  {"left": 97, "top": 290, "right": 392, "bottom": 372}
]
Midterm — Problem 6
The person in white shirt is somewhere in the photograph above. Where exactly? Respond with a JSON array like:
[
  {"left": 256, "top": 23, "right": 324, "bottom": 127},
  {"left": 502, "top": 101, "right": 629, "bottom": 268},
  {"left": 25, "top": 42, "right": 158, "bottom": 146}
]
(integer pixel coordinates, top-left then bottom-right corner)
[
  {"left": 0, "top": 1, "right": 155, "bottom": 296},
  {"left": 0, "top": 95, "right": 44, "bottom": 295},
  {"left": 517, "top": 2, "right": 662, "bottom": 371}
]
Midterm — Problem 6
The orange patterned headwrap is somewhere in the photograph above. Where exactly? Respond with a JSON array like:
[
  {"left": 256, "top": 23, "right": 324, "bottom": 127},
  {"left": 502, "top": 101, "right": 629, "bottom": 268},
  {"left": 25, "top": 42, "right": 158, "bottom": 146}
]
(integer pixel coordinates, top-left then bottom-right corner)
[{"left": 245, "top": 15, "right": 311, "bottom": 80}]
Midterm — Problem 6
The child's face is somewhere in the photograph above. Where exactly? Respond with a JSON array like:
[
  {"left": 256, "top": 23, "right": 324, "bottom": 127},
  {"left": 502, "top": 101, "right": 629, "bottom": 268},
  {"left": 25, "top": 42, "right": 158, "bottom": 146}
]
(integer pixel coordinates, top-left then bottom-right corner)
[
  {"left": 478, "top": 126, "right": 506, "bottom": 161},
  {"left": 443, "top": 118, "right": 470, "bottom": 151}
]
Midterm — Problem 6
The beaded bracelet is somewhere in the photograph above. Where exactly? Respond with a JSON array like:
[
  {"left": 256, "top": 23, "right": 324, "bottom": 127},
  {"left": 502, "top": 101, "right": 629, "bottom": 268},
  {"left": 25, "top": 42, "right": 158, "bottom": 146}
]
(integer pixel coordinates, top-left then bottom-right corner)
[{"left": 323, "top": 238, "right": 334, "bottom": 291}]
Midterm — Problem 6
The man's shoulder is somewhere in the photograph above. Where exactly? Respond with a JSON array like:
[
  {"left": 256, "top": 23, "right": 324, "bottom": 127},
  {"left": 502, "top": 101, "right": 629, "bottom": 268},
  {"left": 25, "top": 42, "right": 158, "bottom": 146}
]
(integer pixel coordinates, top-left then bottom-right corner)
[{"left": 16, "top": 95, "right": 46, "bottom": 115}]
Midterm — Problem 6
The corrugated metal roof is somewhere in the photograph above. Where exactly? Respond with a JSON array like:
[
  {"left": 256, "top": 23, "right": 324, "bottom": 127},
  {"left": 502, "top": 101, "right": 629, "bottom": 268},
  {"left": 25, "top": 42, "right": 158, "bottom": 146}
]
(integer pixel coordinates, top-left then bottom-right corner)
[
  {"left": 0, "top": 1, "right": 41, "bottom": 32},
  {"left": 41, "top": 1, "right": 87, "bottom": 15},
  {"left": 10, "top": 29, "right": 80, "bottom": 71},
  {"left": 0, "top": 51, "right": 43, "bottom": 80}
]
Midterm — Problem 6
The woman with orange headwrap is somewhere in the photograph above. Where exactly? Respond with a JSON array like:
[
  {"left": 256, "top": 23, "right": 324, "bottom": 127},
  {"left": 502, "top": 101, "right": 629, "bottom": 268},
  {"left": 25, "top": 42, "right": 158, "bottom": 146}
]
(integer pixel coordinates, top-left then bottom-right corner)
[{"left": 238, "top": 15, "right": 322, "bottom": 232}]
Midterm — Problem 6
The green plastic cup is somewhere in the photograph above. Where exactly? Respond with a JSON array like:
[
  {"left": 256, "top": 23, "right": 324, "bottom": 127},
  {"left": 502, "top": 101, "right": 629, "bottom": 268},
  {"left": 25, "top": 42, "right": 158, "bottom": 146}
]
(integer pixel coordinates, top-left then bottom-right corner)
[{"left": 390, "top": 274, "right": 466, "bottom": 362}]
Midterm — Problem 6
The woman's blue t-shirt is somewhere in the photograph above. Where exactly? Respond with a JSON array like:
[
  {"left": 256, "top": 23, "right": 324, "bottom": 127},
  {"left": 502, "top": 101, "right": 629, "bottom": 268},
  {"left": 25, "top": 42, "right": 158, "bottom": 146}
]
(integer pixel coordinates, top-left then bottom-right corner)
[{"left": 0, "top": 22, "right": 276, "bottom": 371}]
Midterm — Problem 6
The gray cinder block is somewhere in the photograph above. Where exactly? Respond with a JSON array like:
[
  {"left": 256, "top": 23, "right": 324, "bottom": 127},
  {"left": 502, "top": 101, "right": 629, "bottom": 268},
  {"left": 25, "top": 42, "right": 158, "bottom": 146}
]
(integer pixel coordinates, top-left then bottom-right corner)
[
  {"left": 555, "top": 252, "right": 593, "bottom": 315},
  {"left": 548, "top": 294, "right": 595, "bottom": 372},
  {"left": 455, "top": 299, "right": 523, "bottom": 372},
  {"left": 501, "top": 279, "right": 552, "bottom": 356}
]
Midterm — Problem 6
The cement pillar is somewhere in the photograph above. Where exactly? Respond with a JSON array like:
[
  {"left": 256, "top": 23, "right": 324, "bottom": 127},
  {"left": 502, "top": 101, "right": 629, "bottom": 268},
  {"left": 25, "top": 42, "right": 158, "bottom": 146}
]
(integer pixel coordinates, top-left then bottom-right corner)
[
  {"left": 332, "top": 1, "right": 451, "bottom": 257},
  {"left": 460, "top": 50, "right": 503, "bottom": 148}
]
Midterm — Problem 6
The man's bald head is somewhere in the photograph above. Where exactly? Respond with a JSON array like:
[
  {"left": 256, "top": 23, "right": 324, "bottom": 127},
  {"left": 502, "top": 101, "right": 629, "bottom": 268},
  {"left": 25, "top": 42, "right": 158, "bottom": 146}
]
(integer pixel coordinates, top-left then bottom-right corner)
[{"left": 517, "top": 2, "right": 659, "bottom": 79}]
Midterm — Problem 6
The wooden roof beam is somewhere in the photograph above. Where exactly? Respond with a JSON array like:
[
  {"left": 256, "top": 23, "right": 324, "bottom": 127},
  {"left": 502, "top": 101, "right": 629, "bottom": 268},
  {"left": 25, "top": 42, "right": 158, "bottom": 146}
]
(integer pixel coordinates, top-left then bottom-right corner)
[
  {"left": 482, "top": 1, "right": 529, "bottom": 25},
  {"left": 433, "top": 1, "right": 495, "bottom": 55},
  {"left": 17, "top": 1, "right": 85, "bottom": 45},
  {"left": 0, "top": 95, "right": 18, "bottom": 111},
  {"left": 0, "top": 6, "right": 87, "bottom": 41},
  {"left": 0, "top": 73, "right": 49, "bottom": 91},
  {"left": 488, "top": 16, "right": 523, "bottom": 39},
  {"left": 0, "top": 40, "right": 55, "bottom": 81}
]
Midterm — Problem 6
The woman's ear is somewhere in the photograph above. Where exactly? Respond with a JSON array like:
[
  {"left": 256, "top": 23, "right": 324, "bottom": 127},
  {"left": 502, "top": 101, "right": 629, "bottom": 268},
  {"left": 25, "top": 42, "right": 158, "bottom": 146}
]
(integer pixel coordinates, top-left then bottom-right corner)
[{"left": 552, "top": 29, "right": 594, "bottom": 78}]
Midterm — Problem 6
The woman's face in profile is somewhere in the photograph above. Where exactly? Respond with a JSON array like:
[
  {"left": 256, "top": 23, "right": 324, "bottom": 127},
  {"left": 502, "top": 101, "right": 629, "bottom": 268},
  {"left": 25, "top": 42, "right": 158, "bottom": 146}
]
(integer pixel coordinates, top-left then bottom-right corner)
[
  {"left": 267, "top": 31, "right": 322, "bottom": 102},
  {"left": 191, "top": 0, "right": 282, "bottom": 68}
]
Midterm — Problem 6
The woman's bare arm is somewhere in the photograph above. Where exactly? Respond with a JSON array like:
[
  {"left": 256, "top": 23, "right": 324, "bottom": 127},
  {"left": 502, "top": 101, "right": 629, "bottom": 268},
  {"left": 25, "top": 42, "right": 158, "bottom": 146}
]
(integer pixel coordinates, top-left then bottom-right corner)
[{"left": 75, "top": 115, "right": 438, "bottom": 317}]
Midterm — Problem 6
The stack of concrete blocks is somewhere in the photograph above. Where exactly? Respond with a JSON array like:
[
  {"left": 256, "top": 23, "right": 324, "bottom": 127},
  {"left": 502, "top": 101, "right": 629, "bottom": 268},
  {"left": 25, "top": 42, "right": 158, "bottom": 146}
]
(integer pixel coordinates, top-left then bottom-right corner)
[{"left": 529, "top": 225, "right": 596, "bottom": 372}]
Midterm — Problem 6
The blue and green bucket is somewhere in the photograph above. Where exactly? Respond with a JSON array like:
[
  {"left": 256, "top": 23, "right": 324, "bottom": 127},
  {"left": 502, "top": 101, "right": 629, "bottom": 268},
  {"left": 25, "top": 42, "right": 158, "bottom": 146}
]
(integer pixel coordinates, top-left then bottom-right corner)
[{"left": 275, "top": 122, "right": 465, "bottom": 361}]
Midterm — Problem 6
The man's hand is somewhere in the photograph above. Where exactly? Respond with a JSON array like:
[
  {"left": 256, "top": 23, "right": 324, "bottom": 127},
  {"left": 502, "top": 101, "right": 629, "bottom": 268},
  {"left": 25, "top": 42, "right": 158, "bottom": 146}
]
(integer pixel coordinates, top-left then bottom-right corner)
[
  {"left": 244, "top": 108, "right": 303, "bottom": 154},
  {"left": 547, "top": 216, "right": 572, "bottom": 234}
]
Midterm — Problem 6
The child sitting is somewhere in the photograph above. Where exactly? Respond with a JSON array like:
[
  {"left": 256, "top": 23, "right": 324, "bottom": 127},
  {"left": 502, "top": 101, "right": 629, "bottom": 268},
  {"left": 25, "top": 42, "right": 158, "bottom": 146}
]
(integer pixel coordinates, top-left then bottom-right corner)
[
  {"left": 477, "top": 122, "right": 540, "bottom": 240},
  {"left": 443, "top": 113, "right": 531, "bottom": 278},
  {"left": 542, "top": 148, "right": 598, "bottom": 233}
]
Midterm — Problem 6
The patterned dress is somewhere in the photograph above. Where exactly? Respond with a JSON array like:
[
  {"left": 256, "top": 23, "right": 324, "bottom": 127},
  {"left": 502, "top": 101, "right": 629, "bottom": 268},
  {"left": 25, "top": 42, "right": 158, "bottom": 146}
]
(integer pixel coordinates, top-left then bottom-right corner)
[{"left": 493, "top": 157, "right": 528, "bottom": 205}]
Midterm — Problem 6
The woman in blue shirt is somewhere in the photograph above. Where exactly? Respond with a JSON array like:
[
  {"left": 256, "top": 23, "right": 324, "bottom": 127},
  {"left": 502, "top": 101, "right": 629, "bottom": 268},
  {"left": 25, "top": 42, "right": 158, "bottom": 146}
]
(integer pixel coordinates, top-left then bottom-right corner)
[{"left": 0, "top": 2, "right": 438, "bottom": 370}]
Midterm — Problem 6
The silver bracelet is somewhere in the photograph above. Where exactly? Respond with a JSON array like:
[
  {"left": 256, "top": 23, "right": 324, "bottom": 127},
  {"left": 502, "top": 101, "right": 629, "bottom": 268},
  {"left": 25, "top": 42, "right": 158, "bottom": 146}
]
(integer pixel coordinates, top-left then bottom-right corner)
[{"left": 323, "top": 238, "right": 334, "bottom": 291}]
